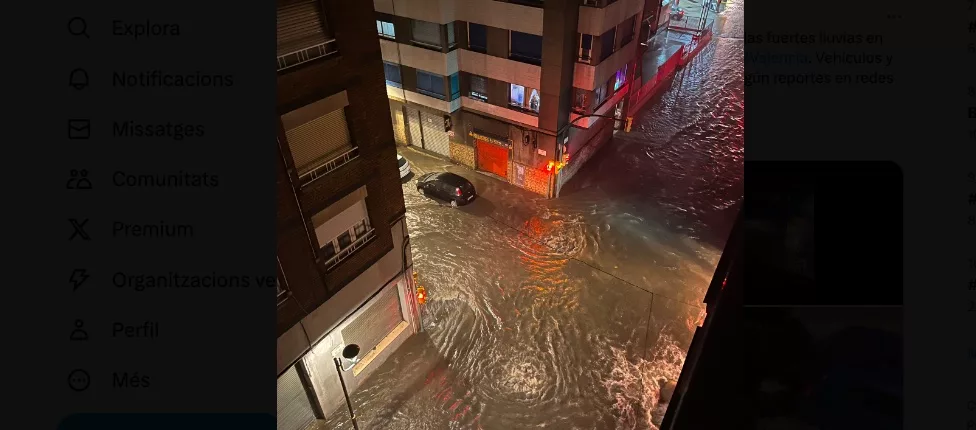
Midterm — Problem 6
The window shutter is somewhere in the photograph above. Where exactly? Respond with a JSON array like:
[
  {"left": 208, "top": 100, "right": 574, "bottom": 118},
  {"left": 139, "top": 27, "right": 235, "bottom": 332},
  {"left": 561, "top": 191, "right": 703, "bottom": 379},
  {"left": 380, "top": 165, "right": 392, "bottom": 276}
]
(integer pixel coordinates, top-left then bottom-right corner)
[
  {"left": 471, "top": 75, "right": 487, "bottom": 94},
  {"left": 276, "top": 0, "right": 328, "bottom": 56},
  {"left": 412, "top": 20, "right": 442, "bottom": 46},
  {"left": 284, "top": 109, "right": 353, "bottom": 174}
]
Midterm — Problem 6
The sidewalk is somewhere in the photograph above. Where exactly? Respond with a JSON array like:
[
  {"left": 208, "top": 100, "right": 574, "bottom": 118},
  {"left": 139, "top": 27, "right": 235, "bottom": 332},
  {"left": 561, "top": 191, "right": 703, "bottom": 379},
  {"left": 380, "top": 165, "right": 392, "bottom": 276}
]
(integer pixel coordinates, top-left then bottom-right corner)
[{"left": 641, "top": 29, "right": 692, "bottom": 84}]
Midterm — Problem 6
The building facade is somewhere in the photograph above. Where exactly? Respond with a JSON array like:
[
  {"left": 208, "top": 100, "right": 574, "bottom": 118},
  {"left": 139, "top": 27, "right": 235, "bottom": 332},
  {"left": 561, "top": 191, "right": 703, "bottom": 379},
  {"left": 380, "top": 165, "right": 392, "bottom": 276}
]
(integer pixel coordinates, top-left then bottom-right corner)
[
  {"left": 275, "top": 1, "right": 421, "bottom": 429},
  {"left": 375, "top": 0, "right": 645, "bottom": 197}
]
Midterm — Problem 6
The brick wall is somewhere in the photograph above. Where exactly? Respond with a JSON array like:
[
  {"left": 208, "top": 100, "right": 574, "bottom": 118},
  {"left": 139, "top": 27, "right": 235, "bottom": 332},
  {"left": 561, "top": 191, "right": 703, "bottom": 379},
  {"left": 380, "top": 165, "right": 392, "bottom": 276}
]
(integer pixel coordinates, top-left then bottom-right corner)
[
  {"left": 450, "top": 142, "right": 475, "bottom": 168},
  {"left": 277, "top": 0, "right": 407, "bottom": 335},
  {"left": 511, "top": 162, "right": 551, "bottom": 196}
]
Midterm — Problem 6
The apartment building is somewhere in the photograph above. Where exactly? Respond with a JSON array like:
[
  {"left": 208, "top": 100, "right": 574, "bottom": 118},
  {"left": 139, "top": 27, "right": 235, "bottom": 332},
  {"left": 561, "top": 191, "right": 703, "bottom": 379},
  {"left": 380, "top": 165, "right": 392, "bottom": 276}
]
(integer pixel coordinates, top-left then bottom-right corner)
[
  {"left": 376, "top": 0, "right": 645, "bottom": 197},
  {"left": 275, "top": 1, "right": 421, "bottom": 429}
]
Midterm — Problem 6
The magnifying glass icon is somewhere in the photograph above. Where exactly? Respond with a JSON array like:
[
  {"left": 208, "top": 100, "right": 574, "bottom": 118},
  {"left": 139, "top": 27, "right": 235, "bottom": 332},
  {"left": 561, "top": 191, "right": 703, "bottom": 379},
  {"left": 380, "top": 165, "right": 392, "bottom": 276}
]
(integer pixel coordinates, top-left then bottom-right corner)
[{"left": 67, "top": 17, "right": 89, "bottom": 39}]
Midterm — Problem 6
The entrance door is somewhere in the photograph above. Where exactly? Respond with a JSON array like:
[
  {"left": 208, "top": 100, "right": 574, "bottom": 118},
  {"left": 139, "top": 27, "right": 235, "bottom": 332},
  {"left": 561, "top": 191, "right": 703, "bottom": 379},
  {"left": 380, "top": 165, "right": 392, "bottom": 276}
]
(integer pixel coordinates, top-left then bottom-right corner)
[
  {"left": 406, "top": 106, "right": 424, "bottom": 148},
  {"left": 477, "top": 140, "right": 509, "bottom": 179}
]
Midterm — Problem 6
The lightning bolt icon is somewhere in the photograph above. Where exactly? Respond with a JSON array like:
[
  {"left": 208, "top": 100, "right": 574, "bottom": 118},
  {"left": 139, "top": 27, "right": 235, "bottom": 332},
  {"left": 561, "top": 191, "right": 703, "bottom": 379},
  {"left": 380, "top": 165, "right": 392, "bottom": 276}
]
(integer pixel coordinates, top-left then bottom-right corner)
[{"left": 69, "top": 269, "right": 89, "bottom": 292}]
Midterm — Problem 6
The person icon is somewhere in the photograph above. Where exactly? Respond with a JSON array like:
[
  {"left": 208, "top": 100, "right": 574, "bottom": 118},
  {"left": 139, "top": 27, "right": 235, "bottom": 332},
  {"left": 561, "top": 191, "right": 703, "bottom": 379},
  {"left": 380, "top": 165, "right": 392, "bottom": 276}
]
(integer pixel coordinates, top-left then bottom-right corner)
[
  {"left": 66, "top": 170, "right": 80, "bottom": 189},
  {"left": 75, "top": 170, "right": 93, "bottom": 189},
  {"left": 70, "top": 319, "right": 88, "bottom": 341}
]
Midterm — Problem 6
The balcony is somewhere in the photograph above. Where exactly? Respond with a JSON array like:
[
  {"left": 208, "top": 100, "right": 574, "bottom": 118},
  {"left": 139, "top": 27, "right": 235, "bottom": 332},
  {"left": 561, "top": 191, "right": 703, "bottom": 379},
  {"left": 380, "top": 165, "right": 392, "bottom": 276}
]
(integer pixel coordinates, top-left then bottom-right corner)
[
  {"left": 458, "top": 49, "right": 541, "bottom": 91},
  {"left": 277, "top": 39, "right": 338, "bottom": 72},
  {"left": 323, "top": 228, "right": 376, "bottom": 271},
  {"left": 299, "top": 146, "right": 360, "bottom": 188},
  {"left": 578, "top": 0, "right": 642, "bottom": 35}
]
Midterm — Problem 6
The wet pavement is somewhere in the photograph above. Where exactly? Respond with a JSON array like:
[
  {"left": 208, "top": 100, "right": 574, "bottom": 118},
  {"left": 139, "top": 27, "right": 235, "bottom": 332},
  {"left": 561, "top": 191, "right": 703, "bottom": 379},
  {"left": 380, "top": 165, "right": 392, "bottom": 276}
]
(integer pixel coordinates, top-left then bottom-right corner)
[{"left": 322, "top": 1, "right": 743, "bottom": 428}]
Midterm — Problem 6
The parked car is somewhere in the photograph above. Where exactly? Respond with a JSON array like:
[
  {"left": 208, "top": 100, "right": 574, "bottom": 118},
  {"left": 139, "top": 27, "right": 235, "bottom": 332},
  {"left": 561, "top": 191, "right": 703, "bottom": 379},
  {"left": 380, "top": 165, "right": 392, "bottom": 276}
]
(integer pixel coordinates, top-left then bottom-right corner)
[
  {"left": 397, "top": 154, "right": 410, "bottom": 179},
  {"left": 416, "top": 172, "right": 477, "bottom": 207},
  {"left": 671, "top": 7, "right": 685, "bottom": 21}
]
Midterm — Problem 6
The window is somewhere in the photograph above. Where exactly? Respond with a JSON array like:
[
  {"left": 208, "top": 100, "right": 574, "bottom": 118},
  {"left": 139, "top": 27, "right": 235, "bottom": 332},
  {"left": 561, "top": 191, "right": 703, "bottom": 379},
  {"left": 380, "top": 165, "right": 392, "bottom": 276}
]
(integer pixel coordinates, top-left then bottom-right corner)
[
  {"left": 450, "top": 73, "right": 460, "bottom": 100},
  {"left": 510, "top": 31, "right": 543, "bottom": 64},
  {"left": 468, "top": 23, "right": 487, "bottom": 52},
  {"left": 321, "top": 241, "right": 336, "bottom": 261},
  {"left": 337, "top": 231, "right": 352, "bottom": 249},
  {"left": 469, "top": 75, "right": 488, "bottom": 102},
  {"left": 417, "top": 70, "right": 445, "bottom": 98},
  {"left": 447, "top": 22, "right": 456, "bottom": 47},
  {"left": 618, "top": 16, "right": 636, "bottom": 46},
  {"left": 578, "top": 34, "right": 593, "bottom": 63},
  {"left": 353, "top": 221, "right": 367, "bottom": 238},
  {"left": 510, "top": 84, "right": 525, "bottom": 107},
  {"left": 573, "top": 89, "right": 589, "bottom": 112},
  {"left": 599, "top": 27, "right": 616, "bottom": 62},
  {"left": 377, "top": 20, "right": 395, "bottom": 38},
  {"left": 412, "top": 20, "right": 442, "bottom": 48},
  {"left": 594, "top": 83, "right": 608, "bottom": 106},
  {"left": 528, "top": 89, "right": 540, "bottom": 113},
  {"left": 614, "top": 65, "right": 627, "bottom": 91},
  {"left": 383, "top": 62, "right": 401, "bottom": 87}
]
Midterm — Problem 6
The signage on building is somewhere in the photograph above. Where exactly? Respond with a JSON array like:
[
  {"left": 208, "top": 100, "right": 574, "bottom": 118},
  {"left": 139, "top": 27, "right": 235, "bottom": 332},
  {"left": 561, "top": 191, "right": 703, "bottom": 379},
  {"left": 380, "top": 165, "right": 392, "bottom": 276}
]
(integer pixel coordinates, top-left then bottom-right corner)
[
  {"left": 469, "top": 131, "right": 511, "bottom": 148},
  {"left": 537, "top": 148, "right": 546, "bottom": 156}
]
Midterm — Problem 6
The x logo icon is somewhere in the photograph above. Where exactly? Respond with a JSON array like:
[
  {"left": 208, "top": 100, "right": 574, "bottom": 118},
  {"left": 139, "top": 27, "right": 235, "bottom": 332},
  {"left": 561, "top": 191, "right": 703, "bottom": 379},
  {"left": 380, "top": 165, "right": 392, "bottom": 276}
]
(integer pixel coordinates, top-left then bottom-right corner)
[{"left": 69, "top": 219, "right": 91, "bottom": 241}]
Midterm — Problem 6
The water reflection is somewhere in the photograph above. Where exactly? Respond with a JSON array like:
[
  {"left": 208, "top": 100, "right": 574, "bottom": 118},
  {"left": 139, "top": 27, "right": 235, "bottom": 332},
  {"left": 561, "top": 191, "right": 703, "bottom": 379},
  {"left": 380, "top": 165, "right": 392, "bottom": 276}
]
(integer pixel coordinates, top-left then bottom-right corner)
[{"left": 324, "top": 1, "right": 743, "bottom": 428}]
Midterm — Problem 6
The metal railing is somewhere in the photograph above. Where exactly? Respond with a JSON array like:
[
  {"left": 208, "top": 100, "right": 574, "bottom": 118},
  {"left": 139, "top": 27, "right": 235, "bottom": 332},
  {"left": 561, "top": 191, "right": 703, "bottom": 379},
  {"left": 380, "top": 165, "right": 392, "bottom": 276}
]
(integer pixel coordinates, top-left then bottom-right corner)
[
  {"left": 578, "top": 48, "right": 592, "bottom": 63},
  {"left": 298, "top": 146, "right": 359, "bottom": 188},
  {"left": 323, "top": 229, "right": 376, "bottom": 271},
  {"left": 277, "top": 39, "right": 339, "bottom": 72}
]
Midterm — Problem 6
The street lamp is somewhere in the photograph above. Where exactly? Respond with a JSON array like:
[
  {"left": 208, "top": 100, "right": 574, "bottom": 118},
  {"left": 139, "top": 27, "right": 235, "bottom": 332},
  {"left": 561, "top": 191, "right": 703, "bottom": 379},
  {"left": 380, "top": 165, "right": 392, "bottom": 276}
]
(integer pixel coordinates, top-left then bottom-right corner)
[{"left": 333, "top": 344, "right": 361, "bottom": 430}]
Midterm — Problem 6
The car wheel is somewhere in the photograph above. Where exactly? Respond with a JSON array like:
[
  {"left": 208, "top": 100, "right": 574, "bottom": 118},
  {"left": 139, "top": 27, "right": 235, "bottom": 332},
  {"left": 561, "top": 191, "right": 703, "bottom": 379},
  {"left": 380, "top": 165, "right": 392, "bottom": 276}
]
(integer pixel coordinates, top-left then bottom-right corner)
[{"left": 450, "top": 199, "right": 458, "bottom": 208}]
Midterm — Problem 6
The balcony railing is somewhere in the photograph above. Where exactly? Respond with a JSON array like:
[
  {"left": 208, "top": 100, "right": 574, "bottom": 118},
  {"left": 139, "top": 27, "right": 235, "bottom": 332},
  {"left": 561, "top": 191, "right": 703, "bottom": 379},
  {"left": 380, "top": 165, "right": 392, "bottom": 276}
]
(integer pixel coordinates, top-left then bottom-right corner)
[
  {"left": 277, "top": 39, "right": 338, "bottom": 72},
  {"left": 298, "top": 146, "right": 359, "bottom": 188},
  {"left": 578, "top": 48, "right": 592, "bottom": 63},
  {"left": 323, "top": 228, "right": 376, "bottom": 271}
]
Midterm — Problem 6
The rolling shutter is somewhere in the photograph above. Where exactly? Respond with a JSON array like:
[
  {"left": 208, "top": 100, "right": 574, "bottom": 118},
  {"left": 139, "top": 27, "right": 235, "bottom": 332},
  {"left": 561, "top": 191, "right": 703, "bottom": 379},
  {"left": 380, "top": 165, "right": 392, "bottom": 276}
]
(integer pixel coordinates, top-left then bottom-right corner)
[
  {"left": 405, "top": 106, "right": 424, "bottom": 148},
  {"left": 277, "top": 365, "right": 316, "bottom": 430},
  {"left": 412, "top": 20, "right": 442, "bottom": 46},
  {"left": 470, "top": 75, "right": 487, "bottom": 94},
  {"left": 341, "top": 284, "right": 404, "bottom": 360},
  {"left": 420, "top": 111, "right": 450, "bottom": 157},
  {"left": 277, "top": 0, "right": 329, "bottom": 56},
  {"left": 477, "top": 140, "right": 509, "bottom": 179},
  {"left": 284, "top": 109, "right": 353, "bottom": 175}
]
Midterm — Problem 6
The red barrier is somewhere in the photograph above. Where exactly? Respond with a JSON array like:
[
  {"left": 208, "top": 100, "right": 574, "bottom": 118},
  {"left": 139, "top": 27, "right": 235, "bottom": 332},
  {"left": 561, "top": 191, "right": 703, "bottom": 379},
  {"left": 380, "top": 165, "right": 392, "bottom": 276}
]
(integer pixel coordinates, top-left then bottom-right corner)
[
  {"left": 628, "top": 46, "right": 685, "bottom": 116},
  {"left": 680, "top": 28, "right": 712, "bottom": 65}
]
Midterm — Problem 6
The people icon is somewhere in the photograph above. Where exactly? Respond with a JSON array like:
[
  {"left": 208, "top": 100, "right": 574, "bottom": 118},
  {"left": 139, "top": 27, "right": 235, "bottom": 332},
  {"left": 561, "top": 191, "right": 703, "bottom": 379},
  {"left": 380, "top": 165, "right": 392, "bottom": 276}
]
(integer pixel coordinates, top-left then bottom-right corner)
[
  {"left": 70, "top": 319, "right": 88, "bottom": 341},
  {"left": 66, "top": 169, "right": 92, "bottom": 190}
]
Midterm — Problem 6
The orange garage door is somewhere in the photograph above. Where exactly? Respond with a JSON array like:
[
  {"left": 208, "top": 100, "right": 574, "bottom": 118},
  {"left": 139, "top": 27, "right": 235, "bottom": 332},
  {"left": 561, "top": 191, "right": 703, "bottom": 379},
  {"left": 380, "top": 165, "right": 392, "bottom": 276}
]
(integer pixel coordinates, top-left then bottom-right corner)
[{"left": 476, "top": 140, "right": 509, "bottom": 179}]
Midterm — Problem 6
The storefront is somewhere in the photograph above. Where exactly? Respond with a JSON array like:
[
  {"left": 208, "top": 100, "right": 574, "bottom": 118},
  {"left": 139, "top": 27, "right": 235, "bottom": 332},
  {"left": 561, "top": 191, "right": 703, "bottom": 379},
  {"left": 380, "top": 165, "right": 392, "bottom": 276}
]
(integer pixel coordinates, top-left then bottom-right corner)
[{"left": 471, "top": 130, "right": 511, "bottom": 179}]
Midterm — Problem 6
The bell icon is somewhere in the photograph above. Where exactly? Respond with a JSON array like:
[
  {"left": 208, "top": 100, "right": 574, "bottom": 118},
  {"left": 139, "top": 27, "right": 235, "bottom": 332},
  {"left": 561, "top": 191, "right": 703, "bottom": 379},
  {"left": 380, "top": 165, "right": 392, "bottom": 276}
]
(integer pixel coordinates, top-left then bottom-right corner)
[{"left": 69, "top": 68, "right": 89, "bottom": 90}]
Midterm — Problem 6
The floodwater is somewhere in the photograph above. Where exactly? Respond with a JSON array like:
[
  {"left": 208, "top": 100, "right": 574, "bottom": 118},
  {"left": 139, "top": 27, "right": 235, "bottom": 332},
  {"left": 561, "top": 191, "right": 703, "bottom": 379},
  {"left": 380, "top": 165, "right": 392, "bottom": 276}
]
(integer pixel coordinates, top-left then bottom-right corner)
[{"left": 323, "top": 2, "right": 743, "bottom": 429}]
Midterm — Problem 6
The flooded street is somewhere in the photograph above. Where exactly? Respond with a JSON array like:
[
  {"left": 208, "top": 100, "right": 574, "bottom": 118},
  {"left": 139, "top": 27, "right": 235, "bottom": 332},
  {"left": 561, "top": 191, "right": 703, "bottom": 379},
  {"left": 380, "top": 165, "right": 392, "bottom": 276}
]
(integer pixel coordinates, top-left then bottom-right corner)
[{"left": 325, "top": 2, "right": 743, "bottom": 429}]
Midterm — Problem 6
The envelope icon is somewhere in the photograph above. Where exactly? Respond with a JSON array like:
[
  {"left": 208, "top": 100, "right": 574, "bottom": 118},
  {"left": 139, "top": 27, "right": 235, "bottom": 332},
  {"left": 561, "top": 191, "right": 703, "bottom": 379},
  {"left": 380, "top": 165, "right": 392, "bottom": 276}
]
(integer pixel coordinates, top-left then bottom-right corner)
[{"left": 68, "top": 119, "right": 90, "bottom": 140}]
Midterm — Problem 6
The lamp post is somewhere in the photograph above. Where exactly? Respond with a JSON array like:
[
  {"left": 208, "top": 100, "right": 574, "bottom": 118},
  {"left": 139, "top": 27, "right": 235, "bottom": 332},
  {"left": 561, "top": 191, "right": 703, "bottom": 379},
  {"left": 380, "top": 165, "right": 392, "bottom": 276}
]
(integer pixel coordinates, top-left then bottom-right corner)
[{"left": 333, "top": 344, "right": 361, "bottom": 430}]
